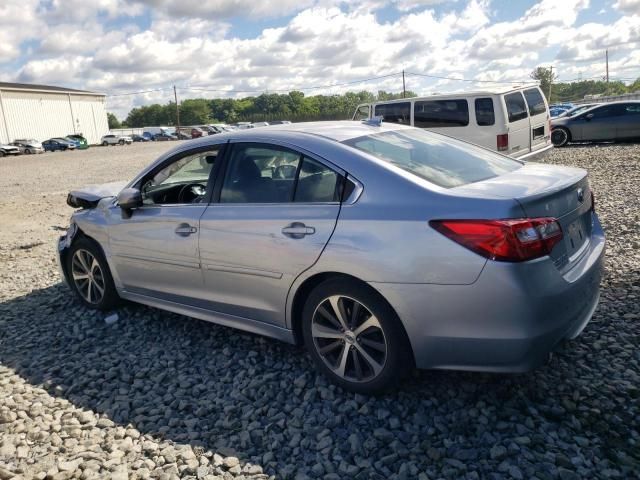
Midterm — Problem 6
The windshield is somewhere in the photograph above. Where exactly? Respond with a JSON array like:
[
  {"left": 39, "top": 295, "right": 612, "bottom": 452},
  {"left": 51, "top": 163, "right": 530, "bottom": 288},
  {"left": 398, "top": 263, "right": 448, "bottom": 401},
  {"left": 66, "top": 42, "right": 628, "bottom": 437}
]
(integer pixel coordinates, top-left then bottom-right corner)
[{"left": 343, "top": 129, "right": 522, "bottom": 188}]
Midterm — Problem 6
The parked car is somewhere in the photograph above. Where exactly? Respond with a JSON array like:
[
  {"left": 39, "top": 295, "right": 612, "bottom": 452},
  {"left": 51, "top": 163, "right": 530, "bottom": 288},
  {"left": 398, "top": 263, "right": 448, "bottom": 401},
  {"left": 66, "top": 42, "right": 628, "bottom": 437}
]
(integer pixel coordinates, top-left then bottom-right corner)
[
  {"left": 131, "top": 134, "right": 149, "bottom": 142},
  {"left": 175, "top": 130, "right": 191, "bottom": 140},
  {"left": 556, "top": 103, "right": 600, "bottom": 118},
  {"left": 551, "top": 101, "right": 640, "bottom": 147},
  {"left": 191, "top": 127, "right": 206, "bottom": 138},
  {"left": 354, "top": 85, "right": 552, "bottom": 161},
  {"left": 59, "top": 121, "right": 604, "bottom": 393},
  {"left": 251, "top": 122, "right": 270, "bottom": 128},
  {"left": 142, "top": 132, "right": 155, "bottom": 141},
  {"left": 11, "top": 139, "right": 44, "bottom": 154},
  {"left": 101, "top": 134, "right": 132, "bottom": 146},
  {"left": 0, "top": 143, "right": 21, "bottom": 156},
  {"left": 269, "top": 120, "right": 292, "bottom": 125},
  {"left": 43, "top": 138, "right": 76, "bottom": 151},
  {"left": 153, "top": 132, "right": 178, "bottom": 141},
  {"left": 66, "top": 135, "right": 89, "bottom": 149},
  {"left": 235, "top": 122, "right": 254, "bottom": 130}
]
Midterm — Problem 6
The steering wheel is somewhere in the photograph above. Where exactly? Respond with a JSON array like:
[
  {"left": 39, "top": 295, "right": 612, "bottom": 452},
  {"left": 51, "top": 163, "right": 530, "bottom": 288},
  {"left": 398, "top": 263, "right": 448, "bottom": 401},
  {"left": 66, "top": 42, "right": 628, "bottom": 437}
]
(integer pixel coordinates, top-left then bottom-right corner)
[{"left": 178, "top": 183, "right": 207, "bottom": 203}]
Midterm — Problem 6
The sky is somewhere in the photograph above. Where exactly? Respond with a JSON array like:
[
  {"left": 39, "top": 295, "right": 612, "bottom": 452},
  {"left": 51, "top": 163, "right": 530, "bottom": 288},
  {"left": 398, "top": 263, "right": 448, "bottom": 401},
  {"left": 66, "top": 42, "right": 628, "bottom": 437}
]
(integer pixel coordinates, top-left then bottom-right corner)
[{"left": 1, "top": 0, "right": 639, "bottom": 119}]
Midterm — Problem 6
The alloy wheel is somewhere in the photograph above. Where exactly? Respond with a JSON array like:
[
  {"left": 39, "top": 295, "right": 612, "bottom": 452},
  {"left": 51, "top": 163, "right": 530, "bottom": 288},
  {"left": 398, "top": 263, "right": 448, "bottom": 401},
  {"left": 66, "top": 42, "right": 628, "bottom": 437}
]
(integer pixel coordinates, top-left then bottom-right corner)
[
  {"left": 71, "top": 249, "right": 105, "bottom": 304},
  {"left": 551, "top": 128, "right": 568, "bottom": 146},
  {"left": 311, "top": 295, "right": 387, "bottom": 383}
]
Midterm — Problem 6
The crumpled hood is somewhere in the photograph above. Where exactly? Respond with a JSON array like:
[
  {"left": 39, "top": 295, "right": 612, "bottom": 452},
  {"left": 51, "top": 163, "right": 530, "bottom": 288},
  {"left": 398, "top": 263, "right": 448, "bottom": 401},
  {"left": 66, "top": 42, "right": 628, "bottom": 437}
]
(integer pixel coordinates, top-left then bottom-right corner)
[{"left": 67, "top": 181, "right": 127, "bottom": 209}]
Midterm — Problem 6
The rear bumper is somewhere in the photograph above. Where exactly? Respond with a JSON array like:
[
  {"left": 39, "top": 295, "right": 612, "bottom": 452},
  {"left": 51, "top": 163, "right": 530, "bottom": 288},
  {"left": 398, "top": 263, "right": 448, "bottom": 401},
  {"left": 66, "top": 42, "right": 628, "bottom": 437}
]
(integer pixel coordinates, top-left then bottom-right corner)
[
  {"left": 371, "top": 213, "right": 605, "bottom": 372},
  {"left": 514, "top": 143, "right": 554, "bottom": 162}
]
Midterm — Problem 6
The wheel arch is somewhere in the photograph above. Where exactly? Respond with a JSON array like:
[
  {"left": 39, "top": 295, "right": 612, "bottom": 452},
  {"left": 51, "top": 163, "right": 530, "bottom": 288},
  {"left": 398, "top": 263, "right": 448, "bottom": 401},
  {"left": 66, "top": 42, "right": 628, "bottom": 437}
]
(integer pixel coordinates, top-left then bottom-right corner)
[{"left": 288, "top": 271, "right": 416, "bottom": 367}]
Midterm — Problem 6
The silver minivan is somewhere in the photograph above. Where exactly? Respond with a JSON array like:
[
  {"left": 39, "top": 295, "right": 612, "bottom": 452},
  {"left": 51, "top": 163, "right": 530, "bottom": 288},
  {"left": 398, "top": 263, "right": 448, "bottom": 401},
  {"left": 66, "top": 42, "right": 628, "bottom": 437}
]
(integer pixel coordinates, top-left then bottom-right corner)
[{"left": 353, "top": 85, "right": 552, "bottom": 160}]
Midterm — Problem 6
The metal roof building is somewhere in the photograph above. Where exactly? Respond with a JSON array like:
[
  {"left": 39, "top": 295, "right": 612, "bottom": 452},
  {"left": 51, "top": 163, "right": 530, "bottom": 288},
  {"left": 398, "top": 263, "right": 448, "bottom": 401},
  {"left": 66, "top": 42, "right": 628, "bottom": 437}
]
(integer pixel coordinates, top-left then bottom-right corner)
[{"left": 0, "top": 82, "right": 109, "bottom": 145}]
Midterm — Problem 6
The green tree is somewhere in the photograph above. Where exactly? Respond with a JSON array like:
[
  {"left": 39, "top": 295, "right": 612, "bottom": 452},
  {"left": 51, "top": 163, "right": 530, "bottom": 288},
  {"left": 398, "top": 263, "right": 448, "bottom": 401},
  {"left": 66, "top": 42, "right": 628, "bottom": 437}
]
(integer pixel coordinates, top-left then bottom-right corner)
[
  {"left": 107, "top": 112, "right": 121, "bottom": 129},
  {"left": 179, "top": 99, "right": 211, "bottom": 125},
  {"left": 530, "top": 66, "right": 557, "bottom": 101}
]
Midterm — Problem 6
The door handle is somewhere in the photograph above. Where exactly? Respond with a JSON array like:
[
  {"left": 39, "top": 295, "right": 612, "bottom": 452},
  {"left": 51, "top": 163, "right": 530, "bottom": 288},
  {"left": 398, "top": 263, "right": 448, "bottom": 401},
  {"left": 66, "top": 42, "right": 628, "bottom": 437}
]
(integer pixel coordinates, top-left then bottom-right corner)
[
  {"left": 282, "top": 222, "right": 315, "bottom": 239},
  {"left": 175, "top": 223, "right": 197, "bottom": 237}
]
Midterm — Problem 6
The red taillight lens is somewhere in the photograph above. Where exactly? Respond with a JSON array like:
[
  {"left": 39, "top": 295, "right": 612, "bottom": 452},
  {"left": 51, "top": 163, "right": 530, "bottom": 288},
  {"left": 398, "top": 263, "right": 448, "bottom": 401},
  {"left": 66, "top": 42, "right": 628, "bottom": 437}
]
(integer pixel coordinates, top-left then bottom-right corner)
[
  {"left": 497, "top": 134, "right": 509, "bottom": 151},
  {"left": 430, "top": 218, "right": 563, "bottom": 262}
]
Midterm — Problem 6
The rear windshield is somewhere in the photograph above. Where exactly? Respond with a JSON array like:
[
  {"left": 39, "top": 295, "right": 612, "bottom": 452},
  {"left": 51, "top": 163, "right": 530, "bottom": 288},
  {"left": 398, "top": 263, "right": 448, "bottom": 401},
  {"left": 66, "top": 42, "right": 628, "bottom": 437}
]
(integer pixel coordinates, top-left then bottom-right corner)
[
  {"left": 414, "top": 100, "right": 469, "bottom": 127},
  {"left": 342, "top": 129, "right": 521, "bottom": 189},
  {"left": 374, "top": 102, "right": 411, "bottom": 125},
  {"left": 523, "top": 88, "right": 547, "bottom": 116}
]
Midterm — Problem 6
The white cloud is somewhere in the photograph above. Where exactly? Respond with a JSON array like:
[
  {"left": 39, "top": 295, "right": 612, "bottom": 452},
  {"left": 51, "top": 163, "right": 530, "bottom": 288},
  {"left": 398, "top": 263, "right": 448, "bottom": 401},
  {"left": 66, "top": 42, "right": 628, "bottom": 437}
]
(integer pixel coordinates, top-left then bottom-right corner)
[{"left": 614, "top": 0, "right": 640, "bottom": 15}]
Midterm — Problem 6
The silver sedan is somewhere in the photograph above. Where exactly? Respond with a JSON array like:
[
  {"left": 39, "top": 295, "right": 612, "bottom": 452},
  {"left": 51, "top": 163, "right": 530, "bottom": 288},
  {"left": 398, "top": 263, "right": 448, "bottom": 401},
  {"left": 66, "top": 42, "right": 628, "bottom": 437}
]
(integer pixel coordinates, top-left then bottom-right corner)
[{"left": 58, "top": 121, "right": 605, "bottom": 393}]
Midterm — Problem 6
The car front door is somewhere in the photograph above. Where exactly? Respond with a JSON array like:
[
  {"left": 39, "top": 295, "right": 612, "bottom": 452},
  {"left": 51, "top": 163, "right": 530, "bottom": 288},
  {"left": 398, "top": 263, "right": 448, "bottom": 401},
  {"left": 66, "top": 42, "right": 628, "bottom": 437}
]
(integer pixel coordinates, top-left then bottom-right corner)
[
  {"left": 107, "top": 145, "right": 222, "bottom": 300},
  {"left": 198, "top": 141, "right": 343, "bottom": 327},
  {"left": 579, "top": 104, "right": 626, "bottom": 141}
]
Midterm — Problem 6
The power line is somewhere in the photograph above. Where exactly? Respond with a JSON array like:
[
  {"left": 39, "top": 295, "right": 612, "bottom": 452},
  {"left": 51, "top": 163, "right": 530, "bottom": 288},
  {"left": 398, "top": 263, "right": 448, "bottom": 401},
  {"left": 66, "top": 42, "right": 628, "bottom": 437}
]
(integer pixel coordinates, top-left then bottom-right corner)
[
  {"left": 405, "top": 71, "right": 532, "bottom": 84},
  {"left": 107, "top": 86, "right": 173, "bottom": 97}
]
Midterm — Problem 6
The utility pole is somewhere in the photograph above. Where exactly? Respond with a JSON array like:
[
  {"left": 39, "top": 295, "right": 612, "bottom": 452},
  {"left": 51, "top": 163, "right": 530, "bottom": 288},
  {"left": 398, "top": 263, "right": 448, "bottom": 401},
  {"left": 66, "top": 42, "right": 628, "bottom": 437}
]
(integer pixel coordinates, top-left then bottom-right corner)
[
  {"left": 548, "top": 66, "right": 554, "bottom": 103},
  {"left": 605, "top": 49, "right": 609, "bottom": 84},
  {"left": 173, "top": 85, "right": 181, "bottom": 134},
  {"left": 402, "top": 70, "right": 406, "bottom": 98}
]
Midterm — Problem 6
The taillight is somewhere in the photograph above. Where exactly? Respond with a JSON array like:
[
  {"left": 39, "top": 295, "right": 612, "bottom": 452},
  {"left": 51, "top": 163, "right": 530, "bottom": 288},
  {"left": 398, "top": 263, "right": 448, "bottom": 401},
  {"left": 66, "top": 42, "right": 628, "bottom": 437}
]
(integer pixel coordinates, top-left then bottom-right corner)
[
  {"left": 497, "top": 134, "right": 509, "bottom": 152},
  {"left": 430, "top": 218, "right": 563, "bottom": 262}
]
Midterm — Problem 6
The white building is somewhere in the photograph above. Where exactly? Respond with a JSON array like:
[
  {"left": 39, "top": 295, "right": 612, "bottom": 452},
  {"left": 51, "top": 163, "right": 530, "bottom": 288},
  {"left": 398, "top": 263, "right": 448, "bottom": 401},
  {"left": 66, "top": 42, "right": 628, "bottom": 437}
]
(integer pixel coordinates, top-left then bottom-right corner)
[{"left": 0, "top": 82, "right": 109, "bottom": 145}]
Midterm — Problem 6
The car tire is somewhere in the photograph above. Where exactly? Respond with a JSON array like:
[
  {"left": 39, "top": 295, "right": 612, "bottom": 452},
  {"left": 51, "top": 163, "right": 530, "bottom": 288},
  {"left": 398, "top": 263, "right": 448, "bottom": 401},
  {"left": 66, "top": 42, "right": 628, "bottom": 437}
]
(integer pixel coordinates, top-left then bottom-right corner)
[
  {"left": 0, "top": 151, "right": 4, "bottom": 157},
  {"left": 551, "top": 127, "right": 570, "bottom": 147},
  {"left": 301, "top": 278, "right": 413, "bottom": 394},
  {"left": 119, "top": 139, "right": 124, "bottom": 145},
  {"left": 66, "top": 237, "right": 121, "bottom": 311},
  {"left": 102, "top": 141, "right": 108, "bottom": 146},
  {"left": 25, "top": 148, "right": 31, "bottom": 154}
]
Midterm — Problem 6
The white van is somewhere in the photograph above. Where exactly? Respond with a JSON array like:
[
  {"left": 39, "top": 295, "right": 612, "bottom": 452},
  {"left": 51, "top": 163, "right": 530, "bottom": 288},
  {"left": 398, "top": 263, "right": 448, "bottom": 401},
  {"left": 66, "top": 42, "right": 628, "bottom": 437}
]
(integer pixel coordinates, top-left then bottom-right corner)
[{"left": 353, "top": 85, "right": 552, "bottom": 160}]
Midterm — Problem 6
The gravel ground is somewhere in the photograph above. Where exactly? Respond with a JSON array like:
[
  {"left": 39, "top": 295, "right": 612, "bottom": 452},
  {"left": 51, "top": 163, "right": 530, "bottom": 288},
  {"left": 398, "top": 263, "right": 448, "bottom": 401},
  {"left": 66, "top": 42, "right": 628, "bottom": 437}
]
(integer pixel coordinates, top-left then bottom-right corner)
[{"left": 0, "top": 142, "right": 639, "bottom": 480}]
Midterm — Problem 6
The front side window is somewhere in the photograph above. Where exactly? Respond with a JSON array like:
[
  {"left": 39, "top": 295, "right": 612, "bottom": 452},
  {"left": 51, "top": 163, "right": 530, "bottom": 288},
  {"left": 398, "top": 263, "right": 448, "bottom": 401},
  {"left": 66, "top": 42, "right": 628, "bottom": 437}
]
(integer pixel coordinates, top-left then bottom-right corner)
[
  {"left": 523, "top": 88, "right": 547, "bottom": 116},
  {"left": 414, "top": 100, "right": 469, "bottom": 128},
  {"left": 504, "top": 92, "right": 528, "bottom": 123},
  {"left": 374, "top": 102, "right": 411, "bottom": 124},
  {"left": 353, "top": 105, "right": 370, "bottom": 120},
  {"left": 343, "top": 129, "right": 521, "bottom": 189},
  {"left": 141, "top": 148, "right": 220, "bottom": 205},
  {"left": 475, "top": 98, "right": 495, "bottom": 126}
]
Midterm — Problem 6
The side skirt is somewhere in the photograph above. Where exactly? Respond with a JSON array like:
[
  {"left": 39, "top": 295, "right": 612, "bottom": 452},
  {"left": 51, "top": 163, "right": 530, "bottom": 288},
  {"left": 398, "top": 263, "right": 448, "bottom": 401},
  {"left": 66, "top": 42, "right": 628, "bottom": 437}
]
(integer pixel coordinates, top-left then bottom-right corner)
[{"left": 119, "top": 289, "right": 296, "bottom": 345}]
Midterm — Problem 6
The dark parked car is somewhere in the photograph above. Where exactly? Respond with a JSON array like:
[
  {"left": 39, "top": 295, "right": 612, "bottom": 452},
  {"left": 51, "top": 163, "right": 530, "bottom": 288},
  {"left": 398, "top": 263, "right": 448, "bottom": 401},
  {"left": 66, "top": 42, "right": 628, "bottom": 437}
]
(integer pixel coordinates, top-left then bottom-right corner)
[
  {"left": 551, "top": 101, "right": 640, "bottom": 146},
  {"left": 142, "top": 132, "right": 155, "bottom": 141},
  {"left": 43, "top": 138, "right": 76, "bottom": 151},
  {"left": 66, "top": 135, "right": 89, "bottom": 149},
  {"left": 132, "top": 134, "right": 149, "bottom": 142},
  {"left": 153, "top": 132, "right": 178, "bottom": 141}
]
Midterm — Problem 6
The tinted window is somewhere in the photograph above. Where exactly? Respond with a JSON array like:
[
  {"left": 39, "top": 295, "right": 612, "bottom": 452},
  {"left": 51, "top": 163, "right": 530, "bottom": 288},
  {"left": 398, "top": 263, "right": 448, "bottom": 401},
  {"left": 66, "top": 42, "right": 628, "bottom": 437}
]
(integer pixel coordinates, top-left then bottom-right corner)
[
  {"left": 523, "top": 88, "right": 546, "bottom": 116},
  {"left": 294, "top": 157, "right": 340, "bottom": 202},
  {"left": 343, "top": 129, "right": 521, "bottom": 189},
  {"left": 590, "top": 104, "right": 626, "bottom": 118},
  {"left": 475, "top": 98, "right": 495, "bottom": 126},
  {"left": 414, "top": 100, "right": 469, "bottom": 127},
  {"left": 374, "top": 102, "right": 411, "bottom": 124},
  {"left": 505, "top": 92, "right": 528, "bottom": 122},
  {"left": 221, "top": 145, "right": 301, "bottom": 203},
  {"left": 624, "top": 104, "right": 640, "bottom": 114}
]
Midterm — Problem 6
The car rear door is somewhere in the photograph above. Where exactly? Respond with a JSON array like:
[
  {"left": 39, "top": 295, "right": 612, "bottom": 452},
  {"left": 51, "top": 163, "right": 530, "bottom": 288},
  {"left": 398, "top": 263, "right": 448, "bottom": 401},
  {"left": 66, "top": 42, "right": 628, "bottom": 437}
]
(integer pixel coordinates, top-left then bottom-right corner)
[
  {"left": 617, "top": 104, "right": 640, "bottom": 139},
  {"left": 522, "top": 87, "right": 550, "bottom": 154},
  {"left": 197, "top": 141, "right": 343, "bottom": 327},
  {"left": 503, "top": 91, "right": 530, "bottom": 157}
]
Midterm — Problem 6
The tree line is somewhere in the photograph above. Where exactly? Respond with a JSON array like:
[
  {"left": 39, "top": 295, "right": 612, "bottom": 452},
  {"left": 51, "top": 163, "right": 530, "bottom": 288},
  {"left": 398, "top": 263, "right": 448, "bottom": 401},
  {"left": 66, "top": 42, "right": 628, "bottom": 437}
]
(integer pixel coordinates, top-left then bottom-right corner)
[
  {"left": 108, "top": 74, "right": 640, "bottom": 129},
  {"left": 108, "top": 90, "right": 417, "bottom": 128}
]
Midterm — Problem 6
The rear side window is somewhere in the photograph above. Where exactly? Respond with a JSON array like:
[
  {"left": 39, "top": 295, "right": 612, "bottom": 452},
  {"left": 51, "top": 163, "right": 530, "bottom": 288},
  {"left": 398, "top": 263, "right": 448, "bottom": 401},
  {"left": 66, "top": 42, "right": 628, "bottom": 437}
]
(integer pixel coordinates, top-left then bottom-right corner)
[
  {"left": 505, "top": 92, "right": 528, "bottom": 123},
  {"left": 414, "top": 100, "right": 469, "bottom": 127},
  {"left": 475, "top": 98, "right": 495, "bottom": 126},
  {"left": 374, "top": 102, "right": 411, "bottom": 124},
  {"left": 294, "top": 157, "right": 341, "bottom": 202},
  {"left": 625, "top": 104, "right": 640, "bottom": 114},
  {"left": 343, "top": 129, "right": 521, "bottom": 189},
  {"left": 523, "top": 88, "right": 546, "bottom": 116}
]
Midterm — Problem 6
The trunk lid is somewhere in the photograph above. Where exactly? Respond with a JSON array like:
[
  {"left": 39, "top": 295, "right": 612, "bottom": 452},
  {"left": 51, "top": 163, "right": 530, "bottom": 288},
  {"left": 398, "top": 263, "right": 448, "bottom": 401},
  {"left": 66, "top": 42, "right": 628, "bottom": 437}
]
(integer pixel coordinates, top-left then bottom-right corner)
[{"left": 453, "top": 163, "right": 593, "bottom": 271}]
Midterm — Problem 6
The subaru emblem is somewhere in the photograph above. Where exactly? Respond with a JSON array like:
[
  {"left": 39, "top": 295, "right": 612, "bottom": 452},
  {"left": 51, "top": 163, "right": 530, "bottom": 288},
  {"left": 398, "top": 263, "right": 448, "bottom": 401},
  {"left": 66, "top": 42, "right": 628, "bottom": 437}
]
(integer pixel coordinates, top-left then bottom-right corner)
[{"left": 577, "top": 188, "right": 584, "bottom": 203}]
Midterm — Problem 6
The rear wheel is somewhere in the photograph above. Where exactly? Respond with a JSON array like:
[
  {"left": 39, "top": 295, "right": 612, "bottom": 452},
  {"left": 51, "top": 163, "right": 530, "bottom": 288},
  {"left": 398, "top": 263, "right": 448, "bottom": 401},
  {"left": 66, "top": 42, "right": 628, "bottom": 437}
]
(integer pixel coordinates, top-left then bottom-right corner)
[
  {"left": 302, "top": 279, "right": 412, "bottom": 394},
  {"left": 66, "top": 237, "right": 120, "bottom": 310},
  {"left": 25, "top": 148, "right": 31, "bottom": 154},
  {"left": 118, "top": 139, "right": 124, "bottom": 145},
  {"left": 551, "top": 127, "right": 570, "bottom": 147},
  {"left": 102, "top": 141, "right": 108, "bottom": 146}
]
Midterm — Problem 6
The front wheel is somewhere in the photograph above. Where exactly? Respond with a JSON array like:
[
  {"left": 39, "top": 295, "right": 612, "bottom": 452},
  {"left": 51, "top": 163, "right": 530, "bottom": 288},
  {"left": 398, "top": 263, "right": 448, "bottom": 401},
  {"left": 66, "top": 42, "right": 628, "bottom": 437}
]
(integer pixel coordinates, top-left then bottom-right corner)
[
  {"left": 119, "top": 139, "right": 124, "bottom": 145},
  {"left": 25, "top": 148, "right": 31, "bottom": 154},
  {"left": 102, "top": 141, "right": 108, "bottom": 146},
  {"left": 66, "top": 237, "right": 120, "bottom": 310},
  {"left": 551, "top": 128, "right": 570, "bottom": 147},
  {"left": 302, "top": 279, "right": 413, "bottom": 394}
]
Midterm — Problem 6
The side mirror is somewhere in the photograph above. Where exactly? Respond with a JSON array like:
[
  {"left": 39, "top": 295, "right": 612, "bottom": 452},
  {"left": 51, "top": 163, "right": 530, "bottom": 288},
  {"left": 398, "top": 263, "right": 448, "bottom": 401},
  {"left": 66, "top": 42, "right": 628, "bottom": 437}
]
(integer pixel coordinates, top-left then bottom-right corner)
[{"left": 117, "top": 187, "right": 142, "bottom": 219}]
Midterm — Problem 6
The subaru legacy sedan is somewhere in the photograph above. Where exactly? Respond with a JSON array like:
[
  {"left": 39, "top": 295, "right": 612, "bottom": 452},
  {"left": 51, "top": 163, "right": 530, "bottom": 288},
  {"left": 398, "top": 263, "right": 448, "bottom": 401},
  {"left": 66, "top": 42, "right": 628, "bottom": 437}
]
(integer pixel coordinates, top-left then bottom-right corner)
[{"left": 58, "top": 121, "right": 605, "bottom": 393}]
